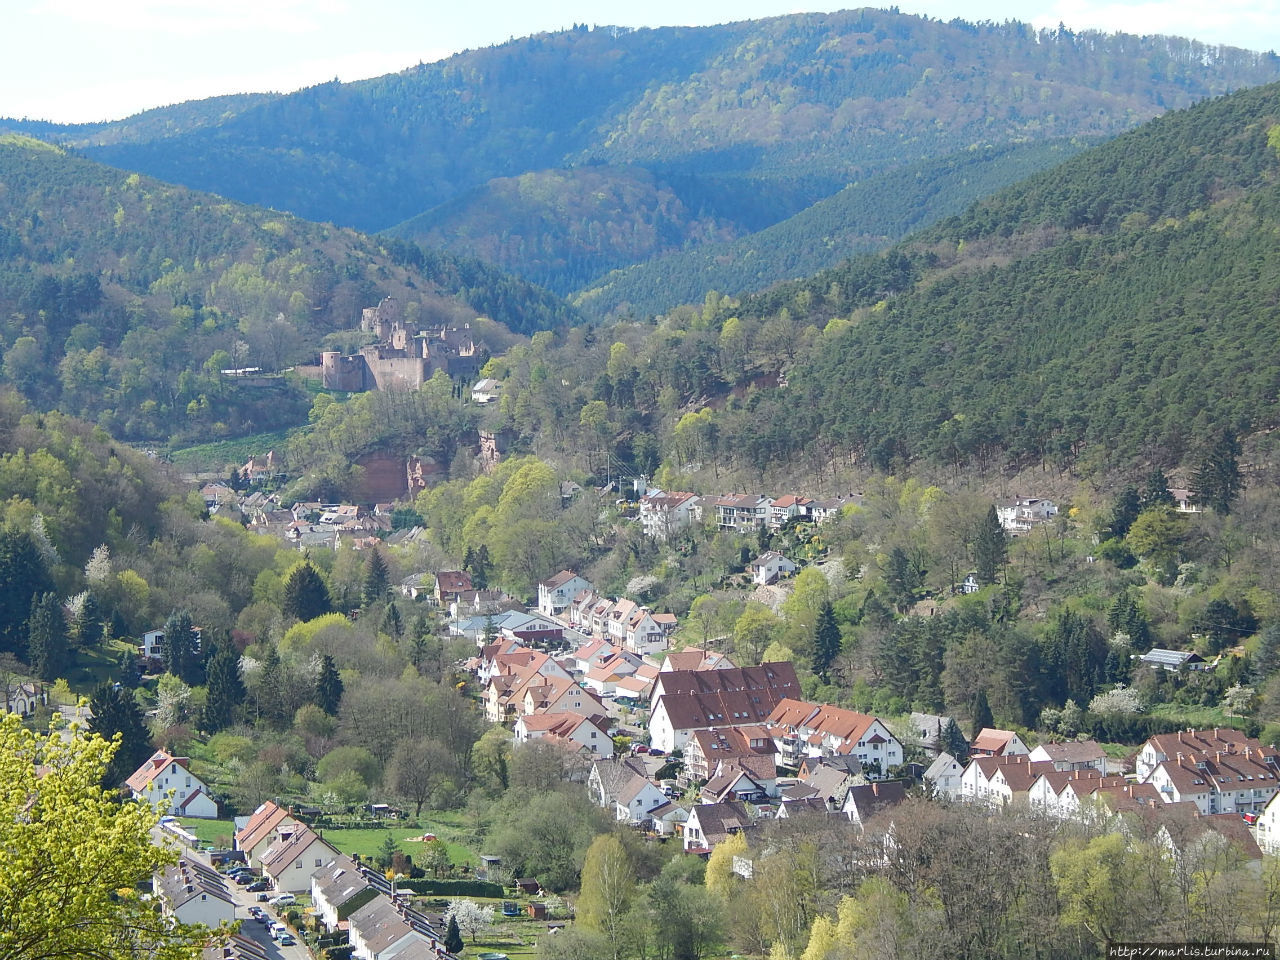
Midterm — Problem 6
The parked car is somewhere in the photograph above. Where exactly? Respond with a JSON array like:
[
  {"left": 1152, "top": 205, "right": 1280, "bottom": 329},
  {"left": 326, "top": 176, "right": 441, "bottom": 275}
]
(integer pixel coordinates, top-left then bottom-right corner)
[
  {"left": 234, "top": 874, "right": 254, "bottom": 885},
  {"left": 256, "top": 893, "right": 269, "bottom": 902},
  {"left": 247, "top": 880, "right": 270, "bottom": 892},
  {"left": 278, "top": 935, "right": 296, "bottom": 946},
  {"left": 632, "top": 744, "right": 649, "bottom": 754},
  {"left": 269, "top": 894, "right": 296, "bottom": 907}
]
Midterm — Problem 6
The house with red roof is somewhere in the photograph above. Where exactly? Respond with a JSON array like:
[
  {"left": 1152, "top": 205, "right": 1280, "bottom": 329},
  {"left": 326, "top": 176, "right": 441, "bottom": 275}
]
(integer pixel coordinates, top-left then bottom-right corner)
[
  {"left": 514, "top": 711, "right": 614, "bottom": 758},
  {"left": 125, "top": 750, "right": 217, "bottom": 818},
  {"left": 969, "top": 727, "right": 1030, "bottom": 758},
  {"left": 765, "top": 699, "right": 903, "bottom": 776}
]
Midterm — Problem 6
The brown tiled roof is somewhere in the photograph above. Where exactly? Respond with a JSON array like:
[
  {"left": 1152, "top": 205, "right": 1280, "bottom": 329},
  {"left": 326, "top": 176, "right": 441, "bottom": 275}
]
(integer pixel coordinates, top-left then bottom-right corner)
[
  {"left": 1035, "top": 740, "right": 1106, "bottom": 764},
  {"left": 435, "top": 571, "right": 472, "bottom": 594},
  {"left": 236, "top": 801, "right": 294, "bottom": 854},
  {"left": 541, "top": 570, "right": 581, "bottom": 590},
  {"left": 845, "top": 780, "right": 907, "bottom": 822},
  {"left": 689, "top": 800, "right": 752, "bottom": 844},
  {"left": 971, "top": 728, "right": 1021, "bottom": 755}
]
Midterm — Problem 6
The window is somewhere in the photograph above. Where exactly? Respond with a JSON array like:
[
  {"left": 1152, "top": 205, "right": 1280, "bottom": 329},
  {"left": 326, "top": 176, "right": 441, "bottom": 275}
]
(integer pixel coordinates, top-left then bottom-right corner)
[{"left": 296, "top": 859, "right": 303, "bottom": 869}]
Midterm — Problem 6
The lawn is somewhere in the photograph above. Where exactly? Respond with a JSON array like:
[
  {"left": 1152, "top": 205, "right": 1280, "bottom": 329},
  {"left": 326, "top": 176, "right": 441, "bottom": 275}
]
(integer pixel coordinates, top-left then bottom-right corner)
[
  {"left": 325, "top": 826, "right": 475, "bottom": 867},
  {"left": 167, "top": 426, "right": 301, "bottom": 472},
  {"left": 1147, "top": 702, "right": 1236, "bottom": 729},
  {"left": 178, "top": 818, "right": 238, "bottom": 848}
]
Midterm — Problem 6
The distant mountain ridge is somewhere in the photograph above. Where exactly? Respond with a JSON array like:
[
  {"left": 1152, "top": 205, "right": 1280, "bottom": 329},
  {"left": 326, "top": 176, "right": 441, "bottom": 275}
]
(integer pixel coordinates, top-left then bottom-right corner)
[{"left": 5, "top": 10, "right": 1279, "bottom": 312}]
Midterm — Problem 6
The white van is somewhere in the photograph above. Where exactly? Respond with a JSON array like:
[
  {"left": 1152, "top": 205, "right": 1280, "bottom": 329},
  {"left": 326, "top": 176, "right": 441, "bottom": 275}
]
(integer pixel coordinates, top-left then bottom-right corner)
[{"left": 270, "top": 922, "right": 289, "bottom": 941}]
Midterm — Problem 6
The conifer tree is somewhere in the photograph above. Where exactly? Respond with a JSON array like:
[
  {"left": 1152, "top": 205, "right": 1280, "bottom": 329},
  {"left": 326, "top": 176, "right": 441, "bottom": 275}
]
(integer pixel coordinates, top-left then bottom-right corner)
[
  {"left": 201, "top": 645, "right": 245, "bottom": 733},
  {"left": 1191, "top": 428, "right": 1244, "bottom": 514},
  {"left": 444, "top": 915, "right": 464, "bottom": 954},
  {"left": 256, "top": 644, "right": 285, "bottom": 726},
  {"left": 362, "top": 549, "right": 390, "bottom": 606},
  {"left": 0, "top": 530, "right": 53, "bottom": 658},
  {"left": 1140, "top": 468, "right": 1174, "bottom": 509},
  {"left": 88, "top": 682, "right": 152, "bottom": 788},
  {"left": 1108, "top": 484, "right": 1141, "bottom": 538},
  {"left": 282, "top": 560, "right": 332, "bottom": 623},
  {"left": 117, "top": 650, "right": 142, "bottom": 688},
  {"left": 162, "top": 610, "right": 201, "bottom": 686},
  {"left": 811, "top": 601, "right": 841, "bottom": 681},
  {"left": 970, "top": 688, "right": 994, "bottom": 739},
  {"left": 973, "top": 506, "right": 1007, "bottom": 586},
  {"left": 942, "top": 718, "right": 969, "bottom": 761},
  {"left": 27, "top": 592, "right": 68, "bottom": 683},
  {"left": 315, "top": 654, "right": 344, "bottom": 716},
  {"left": 382, "top": 601, "right": 404, "bottom": 639}
]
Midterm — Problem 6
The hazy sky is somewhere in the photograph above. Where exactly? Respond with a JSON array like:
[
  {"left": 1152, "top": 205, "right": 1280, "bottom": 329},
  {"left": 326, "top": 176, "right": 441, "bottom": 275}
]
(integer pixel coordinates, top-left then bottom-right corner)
[{"left": 6, "top": 0, "right": 1279, "bottom": 124}]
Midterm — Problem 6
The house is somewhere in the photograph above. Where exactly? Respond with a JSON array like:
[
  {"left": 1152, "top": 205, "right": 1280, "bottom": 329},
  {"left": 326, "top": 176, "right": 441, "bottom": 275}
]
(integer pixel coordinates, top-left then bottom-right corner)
[
  {"left": 514, "top": 711, "right": 615, "bottom": 758},
  {"left": 710, "top": 494, "right": 774, "bottom": 533},
  {"left": 347, "top": 895, "right": 431, "bottom": 960},
  {"left": 588, "top": 757, "right": 666, "bottom": 824},
  {"left": 125, "top": 750, "right": 217, "bottom": 818},
  {"left": 1144, "top": 748, "right": 1280, "bottom": 815},
  {"left": 235, "top": 800, "right": 298, "bottom": 867},
  {"left": 969, "top": 728, "right": 1030, "bottom": 758},
  {"left": 909, "top": 712, "right": 963, "bottom": 756},
  {"left": 647, "top": 800, "right": 690, "bottom": 837},
  {"left": 471, "top": 378, "right": 502, "bottom": 403},
  {"left": 685, "top": 726, "right": 777, "bottom": 782},
  {"left": 683, "top": 800, "right": 753, "bottom": 853},
  {"left": 638, "top": 491, "right": 701, "bottom": 540},
  {"left": 1138, "top": 648, "right": 1209, "bottom": 672},
  {"left": 808, "top": 496, "right": 859, "bottom": 523},
  {"left": 1169, "top": 487, "right": 1202, "bottom": 514},
  {"left": 0, "top": 676, "right": 46, "bottom": 716},
  {"left": 203, "top": 932, "right": 271, "bottom": 960},
  {"left": 765, "top": 699, "right": 903, "bottom": 777},
  {"left": 155, "top": 857, "right": 236, "bottom": 928},
  {"left": 748, "top": 551, "right": 798, "bottom": 586},
  {"left": 260, "top": 823, "right": 340, "bottom": 893},
  {"left": 842, "top": 780, "right": 908, "bottom": 826},
  {"left": 1251, "top": 788, "right": 1280, "bottom": 854},
  {"left": 960, "top": 754, "right": 1057, "bottom": 807},
  {"left": 768, "top": 495, "right": 813, "bottom": 530},
  {"left": 141, "top": 626, "right": 203, "bottom": 661},
  {"left": 700, "top": 755, "right": 778, "bottom": 803},
  {"left": 434, "top": 571, "right": 473, "bottom": 607},
  {"left": 311, "top": 855, "right": 377, "bottom": 927},
  {"left": 624, "top": 608, "right": 675, "bottom": 657},
  {"left": 1028, "top": 740, "right": 1107, "bottom": 774},
  {"left": 995, "top": 496, "right": 1058, "bottom": 534},
  {"left": 957, "top": 573, "right": 981, "bottom": 595},
  {"left": 1135, "top": 728, "right": 1280, "bottom": 781},
  {"left": 648, "top": 663, "right": 801, "bottom": 753},
  {"left": 659, "top": 649, "right": 736, "bottom": 672},
  {"left": 538, "top": 570, "right": 594, "bottom": 618},
  {"left": 923, "top": 752, "right": 965, "bottom": 799}
]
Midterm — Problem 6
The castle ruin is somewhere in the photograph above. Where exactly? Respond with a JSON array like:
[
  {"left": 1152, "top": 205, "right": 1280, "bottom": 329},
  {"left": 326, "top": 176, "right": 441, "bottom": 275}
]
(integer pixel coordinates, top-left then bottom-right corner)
[{"left": 321, "top": 297, "right": 482, "bottom": 392}]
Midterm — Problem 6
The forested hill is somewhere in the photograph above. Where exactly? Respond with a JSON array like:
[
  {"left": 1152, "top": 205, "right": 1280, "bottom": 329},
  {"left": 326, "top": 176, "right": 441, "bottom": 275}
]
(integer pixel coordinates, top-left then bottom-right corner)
[
  {"left": 0, "top": 135, "right": 574, "bottom": 445},
  {"left": 716, "top": 81, "right": 1280, "bottom": 472},
  {"left": 4, "top": 12, "right": 1279, "bottom": 305}
]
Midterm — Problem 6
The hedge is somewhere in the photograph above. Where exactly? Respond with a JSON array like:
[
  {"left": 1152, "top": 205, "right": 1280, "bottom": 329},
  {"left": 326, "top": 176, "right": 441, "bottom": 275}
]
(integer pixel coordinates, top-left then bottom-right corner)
[{"left": 394, "top": 878, "right": 505, "bottom": 897}]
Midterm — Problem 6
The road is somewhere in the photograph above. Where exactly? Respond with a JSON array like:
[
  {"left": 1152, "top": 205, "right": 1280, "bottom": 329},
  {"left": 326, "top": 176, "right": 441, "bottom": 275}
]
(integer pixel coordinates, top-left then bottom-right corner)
[{"left": 152, "top": 828, "right": 311, "bottom": 959}]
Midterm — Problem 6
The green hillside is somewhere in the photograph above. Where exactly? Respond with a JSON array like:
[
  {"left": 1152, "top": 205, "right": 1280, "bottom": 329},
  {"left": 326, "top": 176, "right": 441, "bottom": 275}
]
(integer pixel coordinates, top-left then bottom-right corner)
[
  {"left": 573, "top": 138, "right": 1092, "bottom": 317},
  {"left": 0, "top": 135, "right": 574, "bottom": 445},
  {"left": 6, "top": 11, "right": 1279, "bottom": 303}
]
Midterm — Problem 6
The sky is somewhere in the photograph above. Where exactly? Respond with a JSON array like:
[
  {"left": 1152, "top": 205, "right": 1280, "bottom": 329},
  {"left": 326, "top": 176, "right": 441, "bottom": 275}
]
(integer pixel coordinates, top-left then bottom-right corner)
[{"left": 6, "top": 0, "right": 1280, "bottom": 124}]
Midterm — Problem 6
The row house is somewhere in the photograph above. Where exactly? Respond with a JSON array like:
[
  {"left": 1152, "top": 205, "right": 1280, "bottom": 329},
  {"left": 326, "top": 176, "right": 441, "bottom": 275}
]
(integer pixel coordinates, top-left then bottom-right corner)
[
  {"left": 235, "top": 800, "right": 298, "bottom": 868},
  {"left": 960, "top": 754, "right": 1058, "bottom": 806},
  {"left": 649, "top": 663, "right": 801, "bottom": 753},
  {"left": 700, "top": 756, "right": 777, "bottom": 804},
  {"left": 660, "top": 649, "right": 736, "bottom": 672},
  {"left": 1144, "top": 748, "right": 1280, "bottom": 815},
  {"left": 514, "top": 711, "right": 615, "bottom": 758},
  {"left": 567, "top": 591, "right": 677, "bottom": 656},
  {"left": 765, "top": 698, "right": 903, "bottom": 777},
  {"left": 260, "top": 824, "right": 340, "bottom": 893},
  {"left": 924, "top": 752, "right": 965, "bottom": 799},
  {"left": 311, "top": 856, "right": 375, "bottom": 928},
  {"left": 638, "top": 491, "right": 702, "bottom": 540},
  {"left": 1135, "top": 728, "right": 1280, "bottom": 781},
  {"left": 685, "top": 725, "right": 777, "bottom": 782},
  {"left": 994, "top": 496, "right": 1058, "bottom": 534},
  {"left": 1027, "top": 740, "right": 1107, "bottom": 774},
  {"left": 155, "top": 857, "right": 236, "bottom": 929}
]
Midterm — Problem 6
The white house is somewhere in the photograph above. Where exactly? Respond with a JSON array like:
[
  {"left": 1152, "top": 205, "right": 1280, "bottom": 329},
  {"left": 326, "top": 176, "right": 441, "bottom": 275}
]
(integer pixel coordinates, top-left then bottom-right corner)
[
  {"left": 683, "top": 800, "right": 752, "bottom": 853},
  {"left": 347, "top": 895, "right": 429, "bottom": 960},
  {"left": 1254, "top": 790, "right": 1280, "bottom": 854},
  {"left": 969, "top": 728, "right": 1030, "bottom": 758},
  {"left": 235, "top": 800, "right": 299, "bottom": 867},
  {"left": 923, "top": 752, "right": 965, "bottom": 799},
  {"left": 514, "top": 711, "right": 614, "bottom": 758},
  {"left": 154, "top": 857, "right": 236, "bottom": 929},
  {"left": 125, "top": 750, "right": 218, "bottom": 818},
  {"left": 766, "top": 699, "right": 903, "bottom": 777},
  {"left": 471, "top": 378, "right": 502, "bottom": 404},
  {"left": 0, "top": 677, "right": 46, "bottom": 716},
  {"left": 639, "top": 491, "right": 701, "bottom": 540},
  {"left": 141, "top": 625, "right": 202, "bottom": 661},
  {"left": 1135, "top": 728, "right": 1280, "bottom": 781},
  {"left": 1144, "top": 750, "right": 1280, "bottom": 816},
  {"left": 995, "top": 496, "right": 1058, "bottom": 534},
  {"left": 260, "top": 824, "right": 340, "bottom": 893},
  {"left": 748, "top": 551, "right": 798, "bottom": 586},
  {"left": 312, "top": 856, "right": 376, "bottom": 928},
  {"left": 1028, "top": 740, "right": 1107, "bottom": 774},
  {"left": 538, "top": 570, "right": 594, "bottom": 618}
]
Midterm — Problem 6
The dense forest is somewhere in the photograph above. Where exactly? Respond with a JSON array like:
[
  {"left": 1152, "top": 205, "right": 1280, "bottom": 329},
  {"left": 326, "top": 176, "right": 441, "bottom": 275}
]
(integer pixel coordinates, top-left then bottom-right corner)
[
  {"left": 6, "top": 12, "right": 1280, "bottom": 308},
  {"left": 0, "top": 135, "right": 573, "bottom": 444},
  {"left": 439, "top": 80, "right": 1280, "bottom": 487}
]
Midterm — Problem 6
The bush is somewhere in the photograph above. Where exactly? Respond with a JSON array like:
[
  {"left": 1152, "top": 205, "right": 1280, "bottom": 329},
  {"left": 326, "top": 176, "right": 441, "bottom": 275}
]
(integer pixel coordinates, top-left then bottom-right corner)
[{"left": 394, "top": 878, "right": 504, "bottom": 897}]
